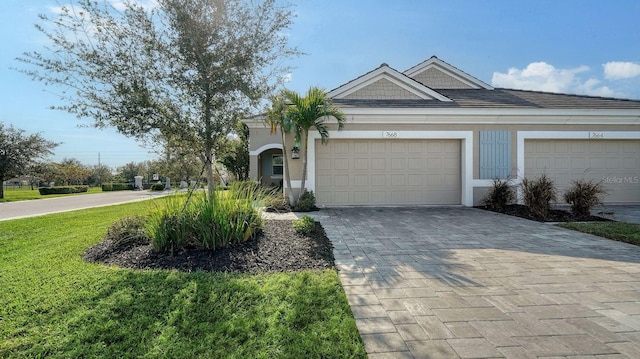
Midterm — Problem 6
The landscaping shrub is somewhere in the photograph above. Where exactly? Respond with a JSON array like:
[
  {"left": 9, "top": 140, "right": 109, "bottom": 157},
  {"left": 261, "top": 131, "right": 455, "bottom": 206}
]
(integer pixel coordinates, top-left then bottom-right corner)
[
  {"left": 101, "top": 183, "right": 134, "bottom": 191},
  {"left": 481, "top": 178, "right": 515, "bottom": 211},
  {"left": 521, "top": 173, "right": 557, "bottom": 219},
  {"left": 105, "top": 215, "right": 151, "bottom": 248},
  {"left": 293, "top": 215, "right": 315, "bottom": 234},
  {"left": 295, "top": 190, "right": 316, "bottom": 212},
  {"left": 150, "top": 183, "right": 165, "bottom": 191},
  {"left": 39, "top": 186, "right": 89, "bottom": 195},
  {"left": 264, "top": 194, "right": 291, "bottom": 212},
  {"left": 564, "top": 179, "right": 607, "bottom": 217},
  {"left": 148, "top": 185, "right": 265, "bottom": 253}
]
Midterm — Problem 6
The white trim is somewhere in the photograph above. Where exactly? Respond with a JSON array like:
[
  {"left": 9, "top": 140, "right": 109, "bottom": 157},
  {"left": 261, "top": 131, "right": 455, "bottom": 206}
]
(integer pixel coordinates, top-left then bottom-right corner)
[
  {"left": 307, "top": 130, "right": 474, "bottom": 206},
  {"left": 249, "top": 143, "right": 282, "bottom": 156},
  {"left": 328, "top": 65, "right": 452, "bottom": 102},
  {"left": 516, "top": 131, "right": 640, "bottom": 202}
]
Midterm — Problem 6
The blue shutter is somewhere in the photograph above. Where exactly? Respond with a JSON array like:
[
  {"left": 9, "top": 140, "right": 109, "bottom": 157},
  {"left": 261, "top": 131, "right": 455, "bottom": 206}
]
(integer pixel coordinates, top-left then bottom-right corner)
[{"left": 480, "top": 131, "right": 511, "bottom": 179}]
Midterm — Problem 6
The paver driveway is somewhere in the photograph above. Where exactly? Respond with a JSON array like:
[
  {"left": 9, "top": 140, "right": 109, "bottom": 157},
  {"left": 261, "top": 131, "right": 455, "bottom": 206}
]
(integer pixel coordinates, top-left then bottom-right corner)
[{"left": 314, "top": 207, "right": 640, "bottom": 359}]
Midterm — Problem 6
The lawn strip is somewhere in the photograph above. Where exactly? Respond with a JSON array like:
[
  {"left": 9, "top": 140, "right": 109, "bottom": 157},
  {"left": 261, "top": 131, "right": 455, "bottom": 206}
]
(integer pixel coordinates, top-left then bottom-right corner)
[
  {"left": 557, "top": 221, "right": 640, "bottom": 246},
  {"left": 0, "top": 200, "right": 365, "bottom": 358}
]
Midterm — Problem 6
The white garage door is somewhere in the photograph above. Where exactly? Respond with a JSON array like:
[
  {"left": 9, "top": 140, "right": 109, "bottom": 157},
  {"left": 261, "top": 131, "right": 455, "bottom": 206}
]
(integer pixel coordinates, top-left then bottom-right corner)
[
  {"left": 525, "top": 140, "right": 640, "bottom": 203},
  {"left": 315, "top": 139, "right": 461, "bottom": 205}
]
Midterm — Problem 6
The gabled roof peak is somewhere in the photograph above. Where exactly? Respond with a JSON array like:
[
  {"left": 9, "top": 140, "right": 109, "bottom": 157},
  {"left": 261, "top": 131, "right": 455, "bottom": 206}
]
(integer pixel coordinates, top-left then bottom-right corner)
[{"left": 404, "top": 56, "right": 493, "bottom": 90}]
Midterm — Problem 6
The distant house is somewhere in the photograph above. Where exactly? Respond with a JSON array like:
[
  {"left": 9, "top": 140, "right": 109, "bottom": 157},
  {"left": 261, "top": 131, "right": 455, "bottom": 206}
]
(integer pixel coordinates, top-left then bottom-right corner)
[{"left": 245, "top": 56, "right": 640, "bottom": 206}]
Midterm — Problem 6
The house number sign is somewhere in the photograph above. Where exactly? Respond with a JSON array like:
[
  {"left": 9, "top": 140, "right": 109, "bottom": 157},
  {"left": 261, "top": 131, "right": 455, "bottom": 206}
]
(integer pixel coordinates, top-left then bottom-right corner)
[
  {"left": 589, "top": 132, "right": 604, "bottom": 139},
  {"left": 383, "top": 131, "right": 399, "bottom": 138}
]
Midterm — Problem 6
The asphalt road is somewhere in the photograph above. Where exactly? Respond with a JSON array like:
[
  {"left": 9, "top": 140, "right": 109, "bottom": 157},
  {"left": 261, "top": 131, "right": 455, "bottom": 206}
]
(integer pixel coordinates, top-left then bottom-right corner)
[{"left": 0, "top": 190, "right": 170, "bottom": 221}]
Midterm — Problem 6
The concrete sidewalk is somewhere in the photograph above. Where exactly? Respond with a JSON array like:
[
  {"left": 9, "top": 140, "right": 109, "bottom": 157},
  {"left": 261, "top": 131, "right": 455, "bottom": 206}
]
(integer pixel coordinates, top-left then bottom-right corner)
[
  {"left": 0, "top": 190, "right": 170, "bottom": 221},
  {"left": 314, "top": 207, "right": 640, "bottom": 359}
]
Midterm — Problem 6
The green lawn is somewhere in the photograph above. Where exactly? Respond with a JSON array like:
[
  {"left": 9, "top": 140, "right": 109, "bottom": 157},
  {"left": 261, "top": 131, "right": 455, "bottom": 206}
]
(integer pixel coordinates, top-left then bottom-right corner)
[
  {"left": 0, "top": 186, "right": 102, "bottom": 203},
  {"left": 557, "top": 221, "right": 640, "bottom": 246},
  {"left": 0, "top": 200, "right": 365, "bottom": 358}
]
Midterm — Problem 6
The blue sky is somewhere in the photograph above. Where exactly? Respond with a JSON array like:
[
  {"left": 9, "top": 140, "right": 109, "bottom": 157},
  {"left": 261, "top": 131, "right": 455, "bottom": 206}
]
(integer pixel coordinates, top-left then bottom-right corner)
[{"left": 2, "top": 0, "right": 640, "bottom": 168}]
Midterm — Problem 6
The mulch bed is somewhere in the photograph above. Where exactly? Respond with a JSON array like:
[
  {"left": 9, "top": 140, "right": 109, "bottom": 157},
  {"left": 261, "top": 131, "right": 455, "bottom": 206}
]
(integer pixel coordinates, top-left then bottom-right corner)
[
  {"left": 475, "top": 204, "right": 611, "bottom": 222},
  {"left": 83, "top": 220, "right": 335, "bottom": 274}
]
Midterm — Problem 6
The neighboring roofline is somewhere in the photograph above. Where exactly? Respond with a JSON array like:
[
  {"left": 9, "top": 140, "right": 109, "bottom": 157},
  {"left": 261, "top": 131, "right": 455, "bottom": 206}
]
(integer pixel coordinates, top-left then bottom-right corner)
[
  {"left": 327, "top": 63, "right": 453, "bottom": 102},
  {"left": 497, "top": 87, "right": 640, "bottom": 103},
  {"left": 404, "top": 56, "right": 494, "bottom": 90}
]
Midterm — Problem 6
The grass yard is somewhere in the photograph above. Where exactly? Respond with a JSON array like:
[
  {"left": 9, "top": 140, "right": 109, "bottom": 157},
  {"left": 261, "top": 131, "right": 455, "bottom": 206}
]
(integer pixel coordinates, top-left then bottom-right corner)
[
  {"left": 558, "top": 221, "right": 640, "bottom": 246},
  {"left": 0, "top": 186, "right": 102, "bottom": 203},
  {"left": 0, "top": 200, "right": 365, "bottom": 358}
]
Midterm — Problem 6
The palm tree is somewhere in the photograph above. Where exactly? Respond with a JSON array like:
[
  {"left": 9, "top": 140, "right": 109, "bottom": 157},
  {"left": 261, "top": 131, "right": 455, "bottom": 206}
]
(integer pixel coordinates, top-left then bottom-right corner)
[
  {"left": 266, "top": 92, "right": 295, "bottom": 205},
  {"left": 284, "top": 87, "right": 346, "bottom": 204}
]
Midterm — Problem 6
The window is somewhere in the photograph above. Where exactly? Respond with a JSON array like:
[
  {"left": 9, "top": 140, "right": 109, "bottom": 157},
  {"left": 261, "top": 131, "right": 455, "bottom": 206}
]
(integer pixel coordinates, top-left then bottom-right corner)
[
  {"left": 272, "top": 154, "right": 283, "bottom": 175},
  {"left": 480, "top": 131, "right": 511, "bottom": 179}
]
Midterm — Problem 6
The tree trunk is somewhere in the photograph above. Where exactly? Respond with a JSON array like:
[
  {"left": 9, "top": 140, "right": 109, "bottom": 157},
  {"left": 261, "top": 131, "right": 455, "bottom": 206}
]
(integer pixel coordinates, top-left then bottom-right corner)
[
  {"left": 0, "top": 181, "right": 4, "bottom": 200},
  {"left": 202, "top": 151, "right": 216, "bottom": 195},
  {"left": 298, "top": 128, "right": 309, "bottom": 204},
  {"left": 281, "top": 130, "right": 295, "bottom": 206}
]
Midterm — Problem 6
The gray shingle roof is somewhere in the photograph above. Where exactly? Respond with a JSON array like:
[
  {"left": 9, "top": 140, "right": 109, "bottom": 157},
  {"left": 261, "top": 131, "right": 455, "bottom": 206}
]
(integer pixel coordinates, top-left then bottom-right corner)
[{"left": 332, "top": 88, "right": 640, "bottom": 110}]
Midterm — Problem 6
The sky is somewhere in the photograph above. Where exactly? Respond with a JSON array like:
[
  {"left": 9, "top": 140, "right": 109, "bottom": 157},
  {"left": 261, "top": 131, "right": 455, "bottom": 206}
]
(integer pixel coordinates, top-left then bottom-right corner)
[{"left": 2, "top": 0, "right": 639, "bottom": 169}]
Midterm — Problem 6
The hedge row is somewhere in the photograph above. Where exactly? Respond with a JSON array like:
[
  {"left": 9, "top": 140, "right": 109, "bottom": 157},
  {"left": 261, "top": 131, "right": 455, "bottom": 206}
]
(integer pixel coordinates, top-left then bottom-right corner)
[
  {"left": 102, "top": 183, "right": 156, "bottom": 191},
  {"left": 39, "top": 186, "right": 89, "bottom": 195},
  {"left": 102, "top": 183, "right": 134, "bottom": 191}
]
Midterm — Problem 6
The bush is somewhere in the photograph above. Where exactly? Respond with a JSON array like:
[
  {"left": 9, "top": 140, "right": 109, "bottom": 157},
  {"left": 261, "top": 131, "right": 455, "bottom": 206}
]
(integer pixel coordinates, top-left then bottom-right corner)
[
  {"left": 105, "top": 216, "right": 151, "bottom": 248},
  {"left": 150, "top": 183, "right": 165, "bottom": 191},
  {"left": 295, "top": 190, "right": 316, "bottom": 212},
  {"left": 521, "top": 173, "right": 557, "bottom": 219},
  {"left": 564, "top": 179, "right": 607, "bottom": 217},
  {"left": 148, "top": 185, "right": 265, "bottom": 253},
  {"left": 293, "top": 215, "right": 315, "bottom": 234},
  {"left": 39, "top": 186, "right": 89, "bottom": 195},
  {"left": 264, "top": 194, "right": 291, "bottom": 212},
  {"left": 481, "top": 178, "right": 515, "bottom": 211},
  {"left": 102, "top": 183, "right": 134, "bottom": 191}
]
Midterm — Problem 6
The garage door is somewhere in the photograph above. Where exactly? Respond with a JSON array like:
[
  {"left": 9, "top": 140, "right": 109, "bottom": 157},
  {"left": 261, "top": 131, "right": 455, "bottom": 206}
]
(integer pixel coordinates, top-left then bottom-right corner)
[
  {"left": 525, "top": 140, "right": 640, "bottom": 203},
  {"left": 315, "top": 139, "right": 461, "bottom": 205}
]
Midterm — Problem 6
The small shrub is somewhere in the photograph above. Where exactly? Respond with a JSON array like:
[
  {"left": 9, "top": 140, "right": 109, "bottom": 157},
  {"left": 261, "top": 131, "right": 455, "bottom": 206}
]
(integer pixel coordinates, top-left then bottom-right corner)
[
  {"left": 293, "top": 215, "right": 315, "bottom": 234},
  {"left": 481, "top": 178, "right": 515, "bottom": 211},
  {"left": 521, "top": 173, "right": 557, "bottom": 219},
  {"left": 295, "top": 190, "right": 316, "bottom": 212},
  {"left": 39, "top": 186, "right": 89, "bottom": 195},
  {"left": 105, "top": 216, "right": 151, "bottom": 248},
  {"left": 564, "top": 179, "right": 607, "bottom": 217},
  {"left": 264, "top": 194, "right": 291, "bottom": 212},
  {"left": 150, "top": 183, "right": 165, "bottom": 191}
]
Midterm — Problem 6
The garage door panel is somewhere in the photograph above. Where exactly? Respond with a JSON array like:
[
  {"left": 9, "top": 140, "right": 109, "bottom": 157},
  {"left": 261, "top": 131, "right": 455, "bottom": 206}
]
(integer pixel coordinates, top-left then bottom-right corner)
[
  {"left": 525, "top": 140, "right": 640, "bottom": 203},
  {"left": 316, "top": 139, "right": 461, "bottom": 205}
]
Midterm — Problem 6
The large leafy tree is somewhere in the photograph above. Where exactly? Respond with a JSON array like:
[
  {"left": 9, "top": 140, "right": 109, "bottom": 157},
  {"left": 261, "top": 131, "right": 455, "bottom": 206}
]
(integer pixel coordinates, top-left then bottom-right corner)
[
  {"left": 0, "top": 124, "right": 58, "bottom": 199},
  {"left": 56, "top": 158, "right": 91, "bottom": 185},
  {"left": 217, "top": 120, "right": 250, "bottom": 182},
  {"left": 283, "top": 87, "right": 346, "bottom": 204},
  {"left": 18, "top": 0, "right": 298, "bottom": 194}
]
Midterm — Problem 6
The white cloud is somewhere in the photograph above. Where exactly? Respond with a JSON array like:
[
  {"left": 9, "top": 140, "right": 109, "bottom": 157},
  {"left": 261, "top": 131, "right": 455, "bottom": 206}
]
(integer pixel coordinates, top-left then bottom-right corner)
[
  {"left": 492, "top": 62, "right": 588, "bottom": 93},
  {"left": 603, "top": 61, "right": 640, "bottom": 80},
  {"left": 492, "top": 62, "right": 623, "bottom": 98}
]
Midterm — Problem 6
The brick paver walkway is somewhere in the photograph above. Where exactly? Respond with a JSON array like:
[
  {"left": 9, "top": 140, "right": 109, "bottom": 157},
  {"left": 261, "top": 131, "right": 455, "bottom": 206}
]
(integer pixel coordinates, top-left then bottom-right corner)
[{"left": 315, "top": 207, "right": 640, "bottom": 359}]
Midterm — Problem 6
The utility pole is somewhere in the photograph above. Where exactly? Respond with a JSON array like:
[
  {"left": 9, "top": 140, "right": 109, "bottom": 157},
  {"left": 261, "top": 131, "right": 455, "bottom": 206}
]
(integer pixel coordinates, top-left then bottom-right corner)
[{"left": 98, "top": 152, "right": 101, "bottom": 187}]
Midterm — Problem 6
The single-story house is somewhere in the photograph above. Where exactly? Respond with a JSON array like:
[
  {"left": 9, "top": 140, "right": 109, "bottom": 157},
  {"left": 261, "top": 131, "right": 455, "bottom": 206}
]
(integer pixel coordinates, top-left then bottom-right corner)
[{"left": 244, "top": 56, "right": 640, "bottom": 206}]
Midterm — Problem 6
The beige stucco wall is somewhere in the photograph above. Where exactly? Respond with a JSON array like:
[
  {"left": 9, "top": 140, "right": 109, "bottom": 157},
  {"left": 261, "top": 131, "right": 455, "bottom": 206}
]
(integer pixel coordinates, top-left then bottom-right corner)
[{"left": 246, "top": 112, "right": 639, "bottom": 205}]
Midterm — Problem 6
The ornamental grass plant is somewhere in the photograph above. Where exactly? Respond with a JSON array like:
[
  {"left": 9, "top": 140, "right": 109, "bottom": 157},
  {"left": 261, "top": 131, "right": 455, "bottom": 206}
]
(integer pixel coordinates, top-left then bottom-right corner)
[{"left": 147, "top": 182, "right": 268, "bottom": 253}]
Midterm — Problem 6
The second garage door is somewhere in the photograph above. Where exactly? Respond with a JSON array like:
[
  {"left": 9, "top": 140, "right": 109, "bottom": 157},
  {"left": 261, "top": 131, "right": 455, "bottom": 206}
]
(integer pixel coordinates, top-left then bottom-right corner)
[
  {"left": 525, "top": 139, "right": 640, "bottom": 203},
  {"left": 315, "top": 139, "right": 461, "bottom": 205}
]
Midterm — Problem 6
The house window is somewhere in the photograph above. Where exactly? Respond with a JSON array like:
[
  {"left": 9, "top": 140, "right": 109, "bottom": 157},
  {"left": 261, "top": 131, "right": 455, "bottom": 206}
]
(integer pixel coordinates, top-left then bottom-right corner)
[
  {"left": 272, "top": 154, "right": 283, "bottom": 175},
  {"left": 480, "top": 131, "right": 511, "bottom": 179}
]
